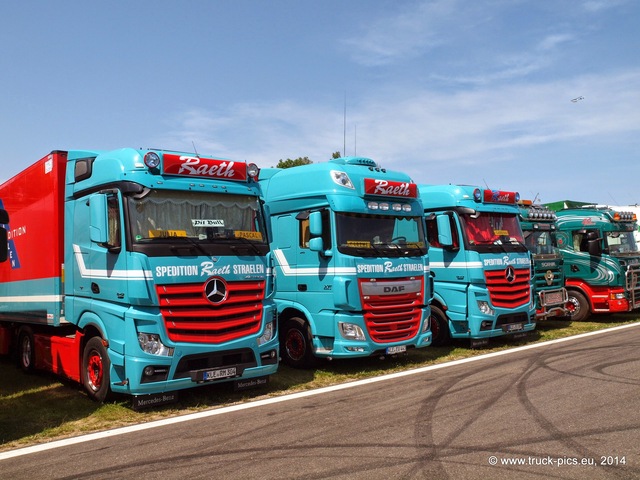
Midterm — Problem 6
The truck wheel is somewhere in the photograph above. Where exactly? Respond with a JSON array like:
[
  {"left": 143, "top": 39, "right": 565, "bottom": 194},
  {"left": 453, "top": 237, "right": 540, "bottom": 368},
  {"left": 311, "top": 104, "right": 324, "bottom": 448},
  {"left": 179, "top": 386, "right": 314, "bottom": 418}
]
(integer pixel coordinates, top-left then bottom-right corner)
[
  {"left": 82, "top": 337, "right": 111, "bottom": 402},
  {"left": 17, "top": 327, "right": 35, "bottom": 373},
  {"left": 429, "top": 306, "right": 451, "bottom": 347},
  {"left": 280, "top": 317, "right": 316, "bottom": 369},
  {"left": 566, "top": 291, "right": 590, "bottom": 322}
]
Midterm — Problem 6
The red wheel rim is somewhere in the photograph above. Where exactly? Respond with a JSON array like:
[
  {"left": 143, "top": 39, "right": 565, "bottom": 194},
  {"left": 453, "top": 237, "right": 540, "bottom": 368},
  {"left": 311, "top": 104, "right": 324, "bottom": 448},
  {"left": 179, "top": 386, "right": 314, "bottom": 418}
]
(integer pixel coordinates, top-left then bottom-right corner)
[
  {"left": 86, "top": 351, "right": 103, "bottom": 391},
  {"left": 285, "top": 330, "right": 305, "bottom": 361}
]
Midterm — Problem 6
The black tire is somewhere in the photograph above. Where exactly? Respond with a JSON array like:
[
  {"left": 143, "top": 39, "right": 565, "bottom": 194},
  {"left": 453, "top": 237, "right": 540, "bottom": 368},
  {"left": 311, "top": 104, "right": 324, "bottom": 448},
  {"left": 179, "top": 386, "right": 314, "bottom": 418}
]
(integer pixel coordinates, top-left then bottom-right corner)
[
  {"left": 280, "top": 317, "right": 316, "bottom": 369},
  {"left": 566, "top": 290, "right": 590, "bottom": 322},
  {"left": 17, "top": 327, "right": 35, "bottom": 373},
  {"left": 429, "top": 305, "right": 451, "bottom": 347},
  {"left": 82, "top": 337, "right": 111, "bottom": 402}
]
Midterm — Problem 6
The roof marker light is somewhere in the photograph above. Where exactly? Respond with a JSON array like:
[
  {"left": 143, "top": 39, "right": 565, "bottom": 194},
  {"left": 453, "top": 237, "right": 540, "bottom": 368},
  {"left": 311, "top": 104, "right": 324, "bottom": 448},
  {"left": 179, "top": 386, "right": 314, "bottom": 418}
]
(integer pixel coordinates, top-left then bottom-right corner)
[
  {"left": 144, "top": 152, "right": 161, "bottom": 169},
  {"left": 247, "top": 163, "right": 259, "bottom": 179},
  {"left": 331, "top": 170, "right": 354, "bottom": 189}
]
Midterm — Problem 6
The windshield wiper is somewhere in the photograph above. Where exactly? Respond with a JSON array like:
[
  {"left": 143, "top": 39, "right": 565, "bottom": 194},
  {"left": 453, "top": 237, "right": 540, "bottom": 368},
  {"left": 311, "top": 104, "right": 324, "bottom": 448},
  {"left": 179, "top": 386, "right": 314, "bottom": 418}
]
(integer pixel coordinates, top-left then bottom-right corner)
[
  {"left": 229, "top": 236, "right": 262, "bottom": 255},
  {"left": 170, "top": 237, "right": 210, "bottom": 257}
]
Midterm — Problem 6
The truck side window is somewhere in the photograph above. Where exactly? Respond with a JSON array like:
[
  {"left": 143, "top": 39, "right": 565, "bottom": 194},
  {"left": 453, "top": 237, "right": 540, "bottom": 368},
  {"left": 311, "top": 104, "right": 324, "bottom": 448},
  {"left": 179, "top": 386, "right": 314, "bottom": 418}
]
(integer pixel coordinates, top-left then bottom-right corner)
[
  {"left": 300, "top": 218, "right": 310, "bottom": 248},
  {"left": 425, "top": 217, "right": 441, "bottom": 248},
  {"left": 107, "top": 194, "right": 122, "bottom": 250},
  {"left": 320, "top": 209, "right": 332, "bottom": 250},
  {"left": 448, "top": 215, "right": 460, "bottom": 249},
  {"left": 299, "top": 210, "right": 332, "bottom": 249},
  {"left": 573, "top": 229, "right": 597, "bottom": 253}
]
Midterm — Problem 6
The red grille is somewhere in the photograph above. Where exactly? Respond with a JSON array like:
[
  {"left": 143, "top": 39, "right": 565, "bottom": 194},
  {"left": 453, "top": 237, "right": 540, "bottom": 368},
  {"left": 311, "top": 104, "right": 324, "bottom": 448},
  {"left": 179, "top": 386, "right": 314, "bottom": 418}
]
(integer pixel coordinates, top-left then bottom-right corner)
[
  {"left": 484, "top": 268, "right": 531, "bottom": 308},
  {"left": 156, "top": 280, "right": 264, "bottom": 343},
  {"left": 358, "top": 277, "right": 424, "bottom": 343}
]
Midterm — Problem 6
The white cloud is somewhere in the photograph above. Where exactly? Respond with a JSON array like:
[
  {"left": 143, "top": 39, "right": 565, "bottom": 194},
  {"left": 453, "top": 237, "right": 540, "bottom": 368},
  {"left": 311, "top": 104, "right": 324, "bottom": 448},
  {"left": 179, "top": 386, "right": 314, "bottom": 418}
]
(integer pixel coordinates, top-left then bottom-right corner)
[
  {"left": 162, "top": 69, "right": 640, "bottom": 183},
  {"left": 342, "top": 0, "right": 459, "bottom": 66},
  {"left": 582, "top": 0, "right": 629, "bottom": 13}
]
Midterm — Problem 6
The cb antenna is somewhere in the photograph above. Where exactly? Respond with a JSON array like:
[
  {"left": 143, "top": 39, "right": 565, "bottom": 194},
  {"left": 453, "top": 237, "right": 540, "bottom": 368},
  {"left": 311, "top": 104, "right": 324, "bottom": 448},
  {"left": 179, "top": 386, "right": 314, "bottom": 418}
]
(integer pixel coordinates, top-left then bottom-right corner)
[
  {"left": 343, "top": 92, "right": 347, "bottom": 158},
  {"left": 192, "top": 141, "right": 200, "bottom": 157}
]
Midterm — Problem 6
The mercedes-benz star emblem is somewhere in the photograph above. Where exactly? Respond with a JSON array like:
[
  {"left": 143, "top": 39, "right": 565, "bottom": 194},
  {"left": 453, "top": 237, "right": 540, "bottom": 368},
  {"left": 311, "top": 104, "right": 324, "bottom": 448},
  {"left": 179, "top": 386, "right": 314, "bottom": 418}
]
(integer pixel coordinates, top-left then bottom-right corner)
[
  {"left": 204, "top": 277, "right": 228, "bottom": 305},
  {"left": 505, "top": 266, "right": 516, "bottom": 284}
]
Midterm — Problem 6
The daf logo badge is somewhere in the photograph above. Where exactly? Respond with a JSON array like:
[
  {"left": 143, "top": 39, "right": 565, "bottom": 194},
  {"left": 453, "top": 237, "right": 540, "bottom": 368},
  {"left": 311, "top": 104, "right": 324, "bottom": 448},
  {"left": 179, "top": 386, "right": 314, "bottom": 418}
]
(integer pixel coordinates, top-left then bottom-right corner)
[
  {"left": 204, "top": 277, "right": 228, "bottom": 305},
  {"left": 505, "top": 266, "right": 516, "bottom": 284},
  {"left": 545, "top": 270, "right": 554, "bottom": 286}
]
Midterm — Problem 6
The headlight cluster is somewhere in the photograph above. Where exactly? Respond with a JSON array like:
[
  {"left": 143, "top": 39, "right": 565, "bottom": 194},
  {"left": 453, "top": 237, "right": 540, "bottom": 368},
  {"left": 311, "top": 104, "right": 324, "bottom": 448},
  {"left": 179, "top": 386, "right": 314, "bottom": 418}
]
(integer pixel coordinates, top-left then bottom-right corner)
[
  {"left": 339, "top": 322, "right": 365, "bottom": 341},
  {"left": 477, "top": 300, "right": 495, "bottom": 316},
  {"left": 258, "top": 320, "right": 275, "bottom": 346},
  {"left": 138, "top": 333, "right": 174, "bottom": 356}
]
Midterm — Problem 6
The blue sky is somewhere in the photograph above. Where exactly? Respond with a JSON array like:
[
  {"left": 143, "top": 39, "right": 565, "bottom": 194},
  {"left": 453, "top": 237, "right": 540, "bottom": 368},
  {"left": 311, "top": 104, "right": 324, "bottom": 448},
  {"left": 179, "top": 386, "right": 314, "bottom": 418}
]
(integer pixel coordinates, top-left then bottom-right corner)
[{"left": 1, "top": 0, "right": 639, "bottom": 205}]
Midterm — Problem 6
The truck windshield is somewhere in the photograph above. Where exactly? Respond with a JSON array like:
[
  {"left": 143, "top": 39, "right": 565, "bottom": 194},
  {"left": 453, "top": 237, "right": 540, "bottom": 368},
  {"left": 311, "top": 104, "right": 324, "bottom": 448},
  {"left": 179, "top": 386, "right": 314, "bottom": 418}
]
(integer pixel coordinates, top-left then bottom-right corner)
[
  {"left": 524, "top": 230, "right": 559, "bottom": 256},
  {"left": 460, "top": 212, "right": 527, "bottom": 252},
  {"left": 126, "top": 189, "right": 268, "bottom": 256},
  {"left": 605, "top": 231, "right": 638, "bottom": 254},
  {"left": 335, "top": 212, "right": 427, "bottom": 258}
]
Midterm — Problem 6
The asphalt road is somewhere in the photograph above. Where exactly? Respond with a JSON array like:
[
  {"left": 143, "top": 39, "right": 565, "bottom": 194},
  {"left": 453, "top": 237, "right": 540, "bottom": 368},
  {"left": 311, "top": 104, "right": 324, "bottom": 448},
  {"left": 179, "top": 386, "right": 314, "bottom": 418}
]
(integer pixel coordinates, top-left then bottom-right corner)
[{"left": 2, "top": 324, "right": 639, "bottom": 479}]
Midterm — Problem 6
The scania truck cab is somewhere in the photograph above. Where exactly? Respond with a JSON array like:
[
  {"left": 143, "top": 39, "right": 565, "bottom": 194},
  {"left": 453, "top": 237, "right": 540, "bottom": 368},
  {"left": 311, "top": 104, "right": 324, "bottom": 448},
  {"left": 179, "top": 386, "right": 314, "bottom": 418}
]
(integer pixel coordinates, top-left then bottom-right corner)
[
  {"left": 550, "top": 205, "right": 640, "bottom": 321},
  {"left": 0, "top": 149, "right": 278, "bottom": 405},
  {"left": 518, "top": 201, "right": 568, "bottom": 320},
  {"left": 419, "top": 185, "right": 536, "bottom": 347},
  {"left": 259, "top": 157, "right": 432, "bottom": 367}
]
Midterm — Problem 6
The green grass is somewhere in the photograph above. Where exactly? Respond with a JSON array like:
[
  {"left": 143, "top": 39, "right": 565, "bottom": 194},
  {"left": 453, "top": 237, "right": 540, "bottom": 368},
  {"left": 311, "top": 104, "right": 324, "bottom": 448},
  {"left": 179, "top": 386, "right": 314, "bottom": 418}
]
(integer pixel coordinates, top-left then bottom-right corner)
[{"left": 1, "top": 314, "right": 638, "bottom": 452}]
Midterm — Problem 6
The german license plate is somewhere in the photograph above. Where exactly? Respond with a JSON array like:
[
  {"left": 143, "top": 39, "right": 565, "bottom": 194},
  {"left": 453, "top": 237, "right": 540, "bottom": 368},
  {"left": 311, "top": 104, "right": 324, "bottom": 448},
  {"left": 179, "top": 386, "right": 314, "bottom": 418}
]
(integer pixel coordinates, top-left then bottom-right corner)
[
  {"left": 203, "top": 367, "right": 237, "bottom": 381},
  {"left": 386, "top": 345, "right": 407, "bottom": 355},
  {"left": 504, "top": 323, "right": 524, "bottom": 332},
  {"left": 543, "top": 291, "right": 564, "bottom": 305}
]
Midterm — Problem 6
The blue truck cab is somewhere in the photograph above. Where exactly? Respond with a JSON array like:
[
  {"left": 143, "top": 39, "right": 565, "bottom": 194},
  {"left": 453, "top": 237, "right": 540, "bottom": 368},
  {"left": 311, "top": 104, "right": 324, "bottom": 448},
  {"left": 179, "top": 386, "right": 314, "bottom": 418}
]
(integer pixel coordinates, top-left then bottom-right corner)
[
  {"left": 259, "top": 157, "right": 432, "bottom": 367},
  {"left": 419, "top": 185, "right": 536, "bottom": 347},
  {"left": 0, "top": 149, "right": 278, "bottom": 404}
]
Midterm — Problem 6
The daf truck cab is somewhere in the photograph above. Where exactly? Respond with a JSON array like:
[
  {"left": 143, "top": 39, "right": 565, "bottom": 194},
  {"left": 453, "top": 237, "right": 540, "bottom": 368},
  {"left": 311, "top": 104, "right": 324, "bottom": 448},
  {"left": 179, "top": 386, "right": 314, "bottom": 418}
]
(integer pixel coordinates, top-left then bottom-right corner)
[{"left": 260, "top": 157, "right": 432, "bottom": 367}]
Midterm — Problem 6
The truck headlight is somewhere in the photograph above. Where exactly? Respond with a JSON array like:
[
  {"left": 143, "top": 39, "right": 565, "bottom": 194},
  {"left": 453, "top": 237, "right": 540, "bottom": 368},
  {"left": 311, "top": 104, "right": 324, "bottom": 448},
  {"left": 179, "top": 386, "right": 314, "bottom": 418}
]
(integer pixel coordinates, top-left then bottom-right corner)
[
  {"left": 258, "top": 320, "right": 275, "bottom": 346},
  {"left": 477, "top": 300, "right": 495, "bottom": 316},
  {"left": 422, "top": 315, "right": 431, "bottom": 333},
  {"left": 138, "top": 333, "right": 174, "bottom": 356},
  {"left": 339, "top": 322, "right": 365, "bottom": 341}
]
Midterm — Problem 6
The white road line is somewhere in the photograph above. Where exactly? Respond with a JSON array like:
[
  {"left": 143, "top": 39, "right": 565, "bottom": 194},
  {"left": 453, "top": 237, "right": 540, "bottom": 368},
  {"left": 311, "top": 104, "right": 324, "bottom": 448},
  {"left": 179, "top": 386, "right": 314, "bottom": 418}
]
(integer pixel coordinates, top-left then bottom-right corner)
[{"left": 1, "top": 321, "right": 638, "bottom": 461}]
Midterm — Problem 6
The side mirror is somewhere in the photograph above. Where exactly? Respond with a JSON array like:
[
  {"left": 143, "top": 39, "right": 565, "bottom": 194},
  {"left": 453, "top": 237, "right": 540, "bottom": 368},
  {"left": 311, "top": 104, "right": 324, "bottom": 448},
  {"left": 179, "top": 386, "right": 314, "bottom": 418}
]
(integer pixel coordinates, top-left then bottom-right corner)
[
  {"left": 309, "top": 237, "right": 323, "bottom": 252},
  {"left": 587, "top": 237, "right": 602, "bottom": 256},
  {"left": 437, "top": 214, "right": 453, "bottom": 247},
  {"left": 309, "top": 211, "right": 323, "bottom": 237},
  {"left": 89, "top": 194, "right": 110, "bottom": 244},
  {"left": 309, "top": 237, "right": 333, "bottom": 257}
]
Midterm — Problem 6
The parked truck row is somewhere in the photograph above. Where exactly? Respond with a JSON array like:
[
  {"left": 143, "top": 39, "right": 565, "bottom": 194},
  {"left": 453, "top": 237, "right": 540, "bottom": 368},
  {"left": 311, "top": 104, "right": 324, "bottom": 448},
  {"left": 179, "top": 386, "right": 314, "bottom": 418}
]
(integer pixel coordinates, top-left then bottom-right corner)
[{"left": 0, "top": 149, "right": 638, "bottom": 405}]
